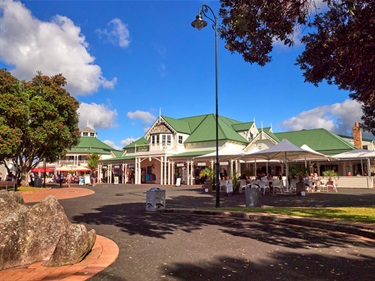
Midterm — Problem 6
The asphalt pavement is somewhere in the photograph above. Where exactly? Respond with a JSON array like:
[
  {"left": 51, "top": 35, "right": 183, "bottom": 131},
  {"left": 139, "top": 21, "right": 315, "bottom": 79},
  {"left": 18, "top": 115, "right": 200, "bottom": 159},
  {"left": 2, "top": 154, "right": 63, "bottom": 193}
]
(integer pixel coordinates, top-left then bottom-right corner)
[{"left": 57, "top": 184, "right": 375, "bottom": 281}]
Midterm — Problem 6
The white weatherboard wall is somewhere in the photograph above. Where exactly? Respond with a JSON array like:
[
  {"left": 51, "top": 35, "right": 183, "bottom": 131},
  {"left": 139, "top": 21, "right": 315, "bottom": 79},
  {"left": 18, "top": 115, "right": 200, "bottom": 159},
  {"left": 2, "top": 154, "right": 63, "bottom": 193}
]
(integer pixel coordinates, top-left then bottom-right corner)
[{"left": 335, "top": 176, "right": 373, "bottom": 189}]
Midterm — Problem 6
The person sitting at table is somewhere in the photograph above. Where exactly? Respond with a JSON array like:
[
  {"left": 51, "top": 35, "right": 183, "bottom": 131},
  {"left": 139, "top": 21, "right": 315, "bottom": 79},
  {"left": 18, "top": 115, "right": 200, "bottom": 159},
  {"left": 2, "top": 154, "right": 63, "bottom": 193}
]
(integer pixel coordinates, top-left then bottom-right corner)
[
  {"left": 313, "top": 173, "right": 320, "bottom": 191},
  {"left": 304, "top": 174, "right": 313, "bottom": 192}
]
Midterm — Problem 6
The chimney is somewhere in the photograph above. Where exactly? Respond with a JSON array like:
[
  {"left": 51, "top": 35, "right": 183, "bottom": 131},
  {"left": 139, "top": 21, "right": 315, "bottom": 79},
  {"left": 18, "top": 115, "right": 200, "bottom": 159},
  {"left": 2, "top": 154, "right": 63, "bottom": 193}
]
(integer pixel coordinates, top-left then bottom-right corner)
[{"left": 352, "top": 122, "right": 363, "bottom": 149}]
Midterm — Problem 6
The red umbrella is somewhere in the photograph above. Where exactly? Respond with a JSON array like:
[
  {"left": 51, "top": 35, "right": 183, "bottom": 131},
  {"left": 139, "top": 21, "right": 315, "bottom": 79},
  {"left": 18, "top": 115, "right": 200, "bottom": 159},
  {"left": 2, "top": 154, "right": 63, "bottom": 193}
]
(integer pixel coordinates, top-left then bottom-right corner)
[{"left": 32, "top": 167, "right": 54, "bottom": 173}]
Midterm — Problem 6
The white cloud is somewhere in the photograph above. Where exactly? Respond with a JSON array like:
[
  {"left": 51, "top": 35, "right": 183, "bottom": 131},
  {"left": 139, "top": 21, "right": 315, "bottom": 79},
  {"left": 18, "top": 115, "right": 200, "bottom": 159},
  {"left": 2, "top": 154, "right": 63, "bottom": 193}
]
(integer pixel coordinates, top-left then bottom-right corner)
[
  {"left": 280, "top": 99, "right": 373, "bottom": 138},
  {"left": 78, "top": 102, "right": 118, "bottom": 129},
  {"left": 273, "top": 26, "right": 303, "bottom": 47},
  {"left": 158, "top": 63, "right": 167, "bottom": 78},
  {"left": 153, "top": 43, "right": 167, "bottom": 59},
  {"left": 96, "top": 18, "right": 130, "bottom": 48},
  {"left": 103, "top": 140, "right": 122, "bottom": 150},
  {"left": 121, "top": 137, "right": 140, "bottom": 147},
  {"left": 273, "top": 0, "right": 328, "bottom": 48},
  {"left": 127, "top": 110, "right": 156, "bottom": 126},
  {"left": 0, "top": 0, "right": 116, "bottom": 95}
]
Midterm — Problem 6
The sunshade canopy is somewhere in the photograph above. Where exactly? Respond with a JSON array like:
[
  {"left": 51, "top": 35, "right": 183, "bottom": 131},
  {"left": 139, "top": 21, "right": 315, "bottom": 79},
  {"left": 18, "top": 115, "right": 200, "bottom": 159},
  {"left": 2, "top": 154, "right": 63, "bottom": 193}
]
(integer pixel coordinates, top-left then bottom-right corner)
[
  {"left": 332, "top": 149, "right": 375, "bottom": 159},
  {"left": 245, "top": 139, "right": 328, "bottom": 162},
  {"left": 32, "top": 167, "right": 54, "bottom": 173}
]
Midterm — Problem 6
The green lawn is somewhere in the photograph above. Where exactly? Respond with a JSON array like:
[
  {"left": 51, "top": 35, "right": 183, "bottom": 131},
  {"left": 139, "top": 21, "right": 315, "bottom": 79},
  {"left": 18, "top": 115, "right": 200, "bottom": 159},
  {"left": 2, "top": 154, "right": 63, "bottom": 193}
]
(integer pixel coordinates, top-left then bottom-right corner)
[{"left": 219, "top": 206, "right": 375, "bottom": 224}]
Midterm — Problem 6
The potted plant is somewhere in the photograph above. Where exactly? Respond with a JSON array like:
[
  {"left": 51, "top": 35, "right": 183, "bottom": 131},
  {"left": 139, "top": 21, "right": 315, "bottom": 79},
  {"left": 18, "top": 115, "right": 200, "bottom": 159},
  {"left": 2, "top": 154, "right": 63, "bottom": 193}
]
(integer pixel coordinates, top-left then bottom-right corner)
[
  {"left": 323, "top": 170, "right": 337, "bottom": 181},
  {"left": 231, "top": 170, "right": 240, "bottom": 194},
  {"left": 290, "top": 166, "right": 309, "bottom": 195},
  {"left": 200, "top": 167, "right": 214, "bottom": 192}
]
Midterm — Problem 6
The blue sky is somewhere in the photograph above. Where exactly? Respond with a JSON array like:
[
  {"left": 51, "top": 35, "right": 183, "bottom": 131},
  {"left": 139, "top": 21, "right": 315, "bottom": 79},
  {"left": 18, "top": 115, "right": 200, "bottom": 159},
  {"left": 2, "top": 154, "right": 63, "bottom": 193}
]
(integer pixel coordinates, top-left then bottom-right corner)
[{"left": 0, "top": 0, "right": 371, "bottom": 149}]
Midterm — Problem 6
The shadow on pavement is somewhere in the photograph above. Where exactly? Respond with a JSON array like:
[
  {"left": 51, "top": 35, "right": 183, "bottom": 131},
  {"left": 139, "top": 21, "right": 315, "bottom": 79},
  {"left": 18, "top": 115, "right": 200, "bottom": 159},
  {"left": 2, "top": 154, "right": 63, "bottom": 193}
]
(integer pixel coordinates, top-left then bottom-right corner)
[
  {"left": 72, "top": 201, "right": 374, "bottom": 249},
  {"left": 162, "top": 252, "right": 375, "bottom": 281}
]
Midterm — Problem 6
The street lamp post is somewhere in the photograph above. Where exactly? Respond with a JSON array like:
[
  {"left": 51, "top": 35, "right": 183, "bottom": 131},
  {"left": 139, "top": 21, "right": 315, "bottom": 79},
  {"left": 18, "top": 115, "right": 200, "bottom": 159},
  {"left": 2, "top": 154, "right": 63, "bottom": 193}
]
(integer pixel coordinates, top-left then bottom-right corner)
[{"left": 191, "top": 4, "right": 220, "bottom": 208}]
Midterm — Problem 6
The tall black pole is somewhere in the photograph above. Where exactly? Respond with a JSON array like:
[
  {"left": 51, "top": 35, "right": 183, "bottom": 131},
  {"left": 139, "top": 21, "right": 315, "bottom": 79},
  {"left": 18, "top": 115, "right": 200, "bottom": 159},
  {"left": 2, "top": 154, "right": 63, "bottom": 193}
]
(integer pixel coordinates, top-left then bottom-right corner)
[
  {"left": 214, "top": 16, "right": 220, "bottom": 208},
  {"left": 191, "top": 4, "right": 220, "bottom": 207}
]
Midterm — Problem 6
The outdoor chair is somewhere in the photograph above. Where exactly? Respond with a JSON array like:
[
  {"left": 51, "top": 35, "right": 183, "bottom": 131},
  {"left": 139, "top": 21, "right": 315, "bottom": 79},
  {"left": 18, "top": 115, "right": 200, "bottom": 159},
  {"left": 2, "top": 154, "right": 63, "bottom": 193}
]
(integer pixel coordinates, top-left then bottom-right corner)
[
  {"left": 272, "top": 179, "right": 284, "bottom": 194},
  {"left": 318, "top": 180, "right": 326, "bottom": 192},
  {"left": 326, "top": 180, "right": 337, "bottom": 192},
  {"left": 257, "top": 180, "right": 269, "bottom": 195},
  {"left": 289, "top": 178, "right": 297, "bottom": 193},
  {"left": 239, "top": 179, "right": 247, "bottom": 193},
  {"left": 220, "top": 180, "right": 227, "bottom": 192}
]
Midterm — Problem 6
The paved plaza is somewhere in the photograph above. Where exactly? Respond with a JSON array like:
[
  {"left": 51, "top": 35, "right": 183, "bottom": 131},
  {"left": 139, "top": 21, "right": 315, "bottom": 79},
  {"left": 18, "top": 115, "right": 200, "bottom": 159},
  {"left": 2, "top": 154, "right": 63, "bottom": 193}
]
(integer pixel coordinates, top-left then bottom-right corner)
[{"left": 4, "top": 184, "right": 375, "bottom": 280}]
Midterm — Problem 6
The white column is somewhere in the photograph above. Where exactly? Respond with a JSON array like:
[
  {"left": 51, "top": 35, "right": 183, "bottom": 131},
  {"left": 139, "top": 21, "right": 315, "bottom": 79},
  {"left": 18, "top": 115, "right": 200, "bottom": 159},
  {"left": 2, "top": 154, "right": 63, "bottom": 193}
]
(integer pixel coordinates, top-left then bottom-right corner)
[
  {"left": 164, "top": 157, "right": 167, "bottom": 185},
  {"left": 98, "top": 164, "right": 102, "bottom": 183},
  {"left": 122, "top": 163, "right": 128, "bottom": 184},
  {"left": 171, "top": 160, "right": 175, "bottom": 185},
  {"left": 160, "top": 157, "right": 164, "bottom": 185},
  {"left": 167, "top": 159, "right": 171, "bottom": 185},
  {"left": 108, "top": 164, "right": 112, "bottom": 184},
  {"left": 187, "top": 160, "right": 192, "bottom": 185},
  {"left": 137, "top": 158, "right": 141, "bottom": 184},
  {"left": 136, "top": 158, "right": 140, "bottom": 184}
]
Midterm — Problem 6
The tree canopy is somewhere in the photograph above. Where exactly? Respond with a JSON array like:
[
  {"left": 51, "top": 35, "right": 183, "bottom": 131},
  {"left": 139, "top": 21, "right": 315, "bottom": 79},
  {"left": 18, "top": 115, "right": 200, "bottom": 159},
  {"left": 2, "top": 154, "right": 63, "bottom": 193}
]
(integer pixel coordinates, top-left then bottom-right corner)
[
  {"left": 219, "top": 0, "right": 374, "bottom": 134},
  {"left": 0, "top": 69, "right": 80, "bottom": 186},
  {"left": 88, "top": 153, "right": 100, "bottom": 171}
]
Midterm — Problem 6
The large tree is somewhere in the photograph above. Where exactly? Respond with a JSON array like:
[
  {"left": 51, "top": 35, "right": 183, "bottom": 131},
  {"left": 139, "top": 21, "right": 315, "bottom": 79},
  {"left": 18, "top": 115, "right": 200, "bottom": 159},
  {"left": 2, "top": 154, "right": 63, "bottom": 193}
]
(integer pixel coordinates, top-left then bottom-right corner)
[
  {"left": 0, "top": 69, "right": 80, "bottom": 187},
  {"left": 219, "top": 0, "right": 375, "bottom": 134}
]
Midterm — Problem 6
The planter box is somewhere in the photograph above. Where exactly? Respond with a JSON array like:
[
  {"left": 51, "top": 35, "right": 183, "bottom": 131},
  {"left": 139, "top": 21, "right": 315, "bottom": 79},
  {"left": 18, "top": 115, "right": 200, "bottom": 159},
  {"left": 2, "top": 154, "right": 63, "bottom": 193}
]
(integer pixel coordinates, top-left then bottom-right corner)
[{"left": 296, "top": 182, "right": 306, "bottom": 195}]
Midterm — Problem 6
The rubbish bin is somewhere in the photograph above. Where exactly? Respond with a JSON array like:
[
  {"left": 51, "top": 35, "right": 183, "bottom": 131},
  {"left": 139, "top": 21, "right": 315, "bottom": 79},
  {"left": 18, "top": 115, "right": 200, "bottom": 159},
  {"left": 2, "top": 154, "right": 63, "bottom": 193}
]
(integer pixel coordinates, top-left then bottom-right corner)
[
  {"left": 34, "top": 178, "right": 42, "bottom": 187},
  {"left": 146, "top": 187, "right": 166, "bottom": 212},
  {"left": 245, "top": 186, "right": 261, "bottom": 207}
]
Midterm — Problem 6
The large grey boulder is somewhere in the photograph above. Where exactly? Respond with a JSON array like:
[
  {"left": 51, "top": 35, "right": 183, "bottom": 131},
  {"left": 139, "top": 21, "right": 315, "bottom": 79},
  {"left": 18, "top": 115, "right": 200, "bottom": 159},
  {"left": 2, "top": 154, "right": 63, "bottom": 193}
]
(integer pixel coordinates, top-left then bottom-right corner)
[
  {"left": 0, "top": 191, "right": 96, "bottom": 270},
  {"left": 45, "top": 223, "right": 96, "bottom": 267}
]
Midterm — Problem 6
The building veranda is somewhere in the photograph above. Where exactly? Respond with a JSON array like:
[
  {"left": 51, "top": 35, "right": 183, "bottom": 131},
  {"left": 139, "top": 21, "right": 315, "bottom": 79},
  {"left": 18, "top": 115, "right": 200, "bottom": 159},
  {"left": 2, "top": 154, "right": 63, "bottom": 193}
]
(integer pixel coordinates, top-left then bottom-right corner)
[{"left": 95, "top": 114, "right": 374, "bottom": 189}]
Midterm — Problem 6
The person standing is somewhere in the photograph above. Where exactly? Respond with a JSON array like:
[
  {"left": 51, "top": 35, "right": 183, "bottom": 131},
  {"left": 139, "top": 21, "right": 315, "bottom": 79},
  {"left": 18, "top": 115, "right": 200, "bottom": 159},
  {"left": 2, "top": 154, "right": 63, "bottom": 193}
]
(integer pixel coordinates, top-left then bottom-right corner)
[
  {"left": 66, "top": 173, "right": 72, "bottom": 188},
  {"left": 91, "top": 170, "right": 97, "bottom": 186}
]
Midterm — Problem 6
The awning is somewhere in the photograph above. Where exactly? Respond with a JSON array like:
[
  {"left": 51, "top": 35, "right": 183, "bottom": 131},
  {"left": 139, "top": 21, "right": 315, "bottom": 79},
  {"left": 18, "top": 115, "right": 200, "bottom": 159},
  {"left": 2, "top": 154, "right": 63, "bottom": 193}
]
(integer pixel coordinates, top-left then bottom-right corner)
[{"left": 32, "top": 167, "right": 54, "bottom": 173}]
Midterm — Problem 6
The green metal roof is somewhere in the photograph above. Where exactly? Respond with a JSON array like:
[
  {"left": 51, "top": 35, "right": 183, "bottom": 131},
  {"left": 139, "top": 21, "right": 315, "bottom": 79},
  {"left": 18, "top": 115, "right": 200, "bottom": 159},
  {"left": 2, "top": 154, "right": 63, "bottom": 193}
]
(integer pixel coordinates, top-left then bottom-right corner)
[
  {"left": 184, "top": 114, "right": 248, "bottom": 144},
  {"left": 112, "top": 150, "right": 124, "bottom": 158},
  {"left": 260, "top": 128, "right": 281, "bottom": 143},
  {"left": 68, "top": 136, "right": 121, "bottom": 155},
  {"left": 74, "top": 136, "right": 115, "bottom": 150},
  {"left": 232, "top": 121, "right": 254, "bottom": 132},
  {"left": 274, "top": 128, "right": 356, "bottom": 155},
  {"left": 124, "top": 137, "right": 147, "bottom": 148},
  {"left": 69, "top": 148, "right": 112, "bottom": 155},
  {"left": 162, "top": 116, "right": 191, "bottom": 134}
]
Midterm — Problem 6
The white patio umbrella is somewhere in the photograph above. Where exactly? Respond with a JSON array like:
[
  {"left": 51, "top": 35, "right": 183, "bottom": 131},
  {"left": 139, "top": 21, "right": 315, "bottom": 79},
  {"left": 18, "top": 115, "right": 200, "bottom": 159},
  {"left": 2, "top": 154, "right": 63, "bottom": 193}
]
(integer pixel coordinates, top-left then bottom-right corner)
[
  {"left": 300, "top": 144, "right": 330, "bottom": 168},
  {"left": 332, "top": 149, "right": 375, "bottom": 159},
  {"left": 56, "top": 165, "right": 72, "bottom": 172},
  {"left": 73, "top": 165, "right": 91, "bottom": 173},
  {"left": 244, "top": 139, "right": 329, "bottom": 191}
]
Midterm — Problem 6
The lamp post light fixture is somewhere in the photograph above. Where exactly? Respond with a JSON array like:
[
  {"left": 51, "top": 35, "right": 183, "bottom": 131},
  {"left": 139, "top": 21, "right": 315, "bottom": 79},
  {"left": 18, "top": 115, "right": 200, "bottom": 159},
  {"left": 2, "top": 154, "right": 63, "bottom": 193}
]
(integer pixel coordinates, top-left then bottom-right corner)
[{"left": 191, "top": 4, "right": 220, "bottom": 208}]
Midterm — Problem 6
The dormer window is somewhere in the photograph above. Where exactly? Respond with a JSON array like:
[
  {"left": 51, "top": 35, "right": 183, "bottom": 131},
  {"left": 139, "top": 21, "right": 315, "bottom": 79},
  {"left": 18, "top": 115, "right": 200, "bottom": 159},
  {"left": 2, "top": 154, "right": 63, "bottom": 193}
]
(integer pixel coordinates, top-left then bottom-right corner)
[
  {"left": 83, "top": 132, "right": 88, "bottom": 136},
  {"left": 178, "top": 136, "right": 183, "bottom": 144}
]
